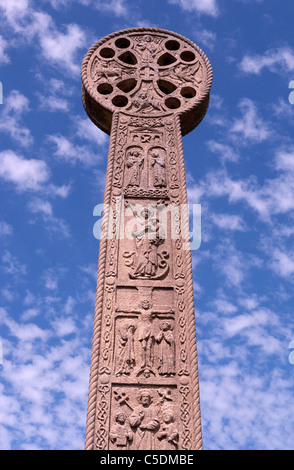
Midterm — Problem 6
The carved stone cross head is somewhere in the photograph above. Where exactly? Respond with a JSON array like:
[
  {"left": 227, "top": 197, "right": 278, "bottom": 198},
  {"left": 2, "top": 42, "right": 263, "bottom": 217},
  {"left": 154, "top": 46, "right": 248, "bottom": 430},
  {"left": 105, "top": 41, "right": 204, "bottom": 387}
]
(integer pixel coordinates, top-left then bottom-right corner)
[{"left": 81, "top": 27, "right": 213, "bottom": 136}]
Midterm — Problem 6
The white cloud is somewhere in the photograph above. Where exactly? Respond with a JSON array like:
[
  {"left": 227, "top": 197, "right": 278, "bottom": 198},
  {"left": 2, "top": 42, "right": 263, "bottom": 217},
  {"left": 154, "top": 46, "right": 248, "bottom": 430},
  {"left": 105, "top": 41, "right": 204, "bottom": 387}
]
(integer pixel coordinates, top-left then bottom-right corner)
[
  {"left": 75, "top": 117, "right": 108, "bottom": 146},
  {"left": 0, "top": 151, "right": 50, "bottom": 192},
  {"left": 48, "top": 134, "right": 102, "bottom": 166},
  {"left": 5, "top": 89, "right": 29, "bottom": 114},
  {"left": 239, "top": 46, "right": 294, "bottom": 75},
  {"left": 224, "top": 308, "right": 271, "bottom": 337},
  {"left": 36, "top": 78, "right": 73, "bottom": 112},
  {"left": 210, "top": 297, "right": 238, "bottom": 315},
  {"left": 208, "top": 238, "right": 262, "bottom": 289},
  {"left": 2, "top": 250, "right": 27, "bottom": 279},
  {"left": 51, "top": 317, "right": 77, "bottom": 337},
  {"left": 275, "top": 149, "right": 294, "bottom": 173},
  {"left": 203, "top": 170, "right": 270, "bottom": 219},
  {"left": 271, "top": 250, "right": 294, "bottom": 278},
  {"left": 272, "top": 97, "right": 294, "bottom": 120},
  {"left": 64, "top": 296, "right": 76, "bottom": 315},
  {"left": 198, "top": 140, "right": 294, "bottom": 222},
  {"left": 195, "top": 28, "right": 216, "bottom": 50},
  {"left": 0, "top": 90, "right": 33, "bottom": 147},
  {"left": 96, "top": 0, "right": 128, "bottom": 17},
  {"left": 42, "top": 266, "right": 68, "bottom": 291},
  {"left": 1, "top": 287, "right": 15, "bottom": 302},
  {"left": 37, "top": 22, "right": 87, "bottom": 75},
  {"left": 0, "top": 221, "right": 13, "bottom": 237},
  {"left": 200, "top": 364, "right": 294, "bottom": 449},
  {"left": 20, "top": 308, "right": 40, "bottom": 322},
  {"left": 168, "top": 0, "right": 219, "bottom": 16},
  {"left": 28, "top": 198, "right": 53, "bottom": 217},
  {"left": 238, "top": 295, "right": 260, "bottom": 311},
  {"left": 207, "top": 140, "right": 239, "bottom": 162},
  {"left": 0, "top": 298, "right": 91, "bottom": 449},
  {"left": 46, "top": 183, "right": 72, "bottom": 199},
  {"left": 28, "top": 197, "right": 71, "bottom": 239},
  {"left": 44, "top": 0, "right": 129, "bottom": 17},
  {"left": 0, "top": 4, "right": 87, "bottom": 77},
  {"left": 0, "top": 0, "right": 30, "bottom": 29},
  {"left": 211, "top": 213, "right": 247, "bottom": 231},
  {"left": 231, "top": 98, "right": 271, "bottom": 143}
]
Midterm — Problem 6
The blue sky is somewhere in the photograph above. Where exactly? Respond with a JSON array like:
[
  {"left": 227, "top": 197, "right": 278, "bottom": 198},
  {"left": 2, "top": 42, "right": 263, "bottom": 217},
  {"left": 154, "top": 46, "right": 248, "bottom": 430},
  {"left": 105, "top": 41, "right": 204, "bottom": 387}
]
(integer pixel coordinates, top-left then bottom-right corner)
[{"left": 0, "top": 0, "right": 294, "bottom": 450}]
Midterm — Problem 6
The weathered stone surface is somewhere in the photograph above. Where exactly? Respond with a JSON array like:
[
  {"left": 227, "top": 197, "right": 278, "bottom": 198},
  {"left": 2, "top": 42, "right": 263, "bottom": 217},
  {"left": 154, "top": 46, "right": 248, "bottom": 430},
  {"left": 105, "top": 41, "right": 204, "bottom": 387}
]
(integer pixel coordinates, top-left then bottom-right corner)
[{"left": 81, "top": 27, "right": 212, "bottom": 451}]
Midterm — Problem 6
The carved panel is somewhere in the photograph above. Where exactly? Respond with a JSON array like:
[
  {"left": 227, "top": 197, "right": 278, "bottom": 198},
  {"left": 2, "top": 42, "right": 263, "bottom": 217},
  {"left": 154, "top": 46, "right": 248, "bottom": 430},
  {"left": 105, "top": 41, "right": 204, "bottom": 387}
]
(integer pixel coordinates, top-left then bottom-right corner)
[{"left": 110, "top": 386, "right": 180, "bottom": 451}]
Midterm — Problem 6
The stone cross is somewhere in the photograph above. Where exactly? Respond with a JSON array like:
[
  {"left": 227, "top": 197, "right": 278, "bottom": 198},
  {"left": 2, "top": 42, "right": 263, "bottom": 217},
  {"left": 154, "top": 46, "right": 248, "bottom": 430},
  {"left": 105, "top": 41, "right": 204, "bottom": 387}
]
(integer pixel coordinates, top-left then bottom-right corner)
[{"left": 81, "top": 27, "right": 212, "bottom": 451}]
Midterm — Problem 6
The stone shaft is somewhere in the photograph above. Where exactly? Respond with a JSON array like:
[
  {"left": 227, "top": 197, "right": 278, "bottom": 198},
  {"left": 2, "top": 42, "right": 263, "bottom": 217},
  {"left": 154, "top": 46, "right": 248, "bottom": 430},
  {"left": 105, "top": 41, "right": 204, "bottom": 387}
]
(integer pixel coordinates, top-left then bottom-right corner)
[{"left": 81, "top": 28, "right": 212, "bottom": 451}]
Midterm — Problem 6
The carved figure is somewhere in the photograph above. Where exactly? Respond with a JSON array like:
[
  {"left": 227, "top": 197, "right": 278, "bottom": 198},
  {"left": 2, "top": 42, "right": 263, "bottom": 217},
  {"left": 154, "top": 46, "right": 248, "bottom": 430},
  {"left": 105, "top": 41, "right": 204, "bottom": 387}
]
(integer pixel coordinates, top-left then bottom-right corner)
[
  {"left": 115, "top": 321, "right": 136, "bottom": 376},
  {"left": 125, "top": 148, "right": 144, "bottom": 187},
  {"left": 129, "top": 390, "right": 160, "bottom": 450},
  {"left": 137, "top": 309, "right": 155, "bottom": 376},
  {"left": 155, "top": 321, "right": 176, "bottom": 376},
  {"left": 157, "top": 406, "right": 179, "bottom": 450},
  {"left": 136, "top": 35, "right": 158, "bottom": 66},
  {"left": 132, "top": 90, "right": 162, "bottom": 114},
  {"left": 123, "top": 208, "right": 169, "bottom": 280},
  {"left": 150, "top": 149, "right": 167, "bottom": 187},
  {"left": 110, "top": 410, "right": 133, "bottom": 449}
]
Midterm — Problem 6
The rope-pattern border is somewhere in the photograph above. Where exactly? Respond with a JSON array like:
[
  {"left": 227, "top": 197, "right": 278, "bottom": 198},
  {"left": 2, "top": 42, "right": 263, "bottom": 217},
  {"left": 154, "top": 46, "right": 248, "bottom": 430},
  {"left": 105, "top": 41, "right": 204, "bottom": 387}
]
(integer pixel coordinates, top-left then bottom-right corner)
[
  {"left": 84, "top": 112, "right": 119, "bottom": 450},
  {"left": 81, "top": 27, "right": 213, "bottom": 126},
  {"left": 175, "top": 114, "right": 203, "bottom": 449}
]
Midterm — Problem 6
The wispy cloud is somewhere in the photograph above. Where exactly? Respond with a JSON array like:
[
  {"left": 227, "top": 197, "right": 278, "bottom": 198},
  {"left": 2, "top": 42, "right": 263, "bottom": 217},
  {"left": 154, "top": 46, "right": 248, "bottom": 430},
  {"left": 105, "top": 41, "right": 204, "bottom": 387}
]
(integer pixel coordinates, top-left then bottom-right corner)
[
  {"left": 36, "top": 78, "right": 73, "bottom": 113},
  {"left": 0, "top": 221, "right": 13, "bottom": 237},
  {"left": 0, "top": 151, "right": 49, "bottom": 192},
  {"left": 2, "top": 250, "right": 27, "bottom": 280},
  {"left": 28, "top": 198, "right": 71, "bottom": 239},
  {"left": 0, "top": 90, "right": 33, "bottom": 147},
  {"left": 230, "top": 98, "right": 271, "bottom": 144},
  {"left": 0, "top": 305, "right": 90, "bottom": 449},
  {"left": 48, "top": 134, "right": 105, "bottom": 166},
  {"left": 168, "top": 0, "right": 219, "bottom": 16},
  {"left": 206, "top": 140, "right": 240, "bottom": 163},
  {"left": 239, "top": 46, "right": 294, "bottom": 75},
  {"left": 0, "top": 3, "right": 87, "bottom": 76},
  {"left": 210, "top": 213, "right": 247, "bottom": 231}
]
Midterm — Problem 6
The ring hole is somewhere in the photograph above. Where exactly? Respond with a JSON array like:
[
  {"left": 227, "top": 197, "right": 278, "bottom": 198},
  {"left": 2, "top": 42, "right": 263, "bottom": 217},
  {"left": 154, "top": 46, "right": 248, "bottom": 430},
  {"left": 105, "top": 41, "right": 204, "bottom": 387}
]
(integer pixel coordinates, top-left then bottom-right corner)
[
  {"left": 180, "top": 86, "right": 196, "bottom": 99},
  {"left": 165, "top": 40, "right": 180, "bottom": 51},
  {"left": 157, "top": 53, "right": 177, "bottom": 67},
  {"left": 180, "top": 50, "right": 195, "bottom": 62},
  {"left": 97, "top": 83, "right": 113, "bottom": 95},
  {"left": 165, "top": 97, "right": 181, "bottom": 109},
  {"left": 112, "top": 95, "right": 128, "bottom": 107},
  {"left": 115, "top": 37, "right": 131, "bottom": 49},
  {"left": 116, "top": 78, "right": 137, "bottom": 93},
  {"left": 118, "top": 51, "right": 137, "bottom": 65},
  {"left": 99, "top": 47, "right": 115, "bottom": 59},
  {"left": 157, "top": 79, "right": 177, "bottom": 95}
]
